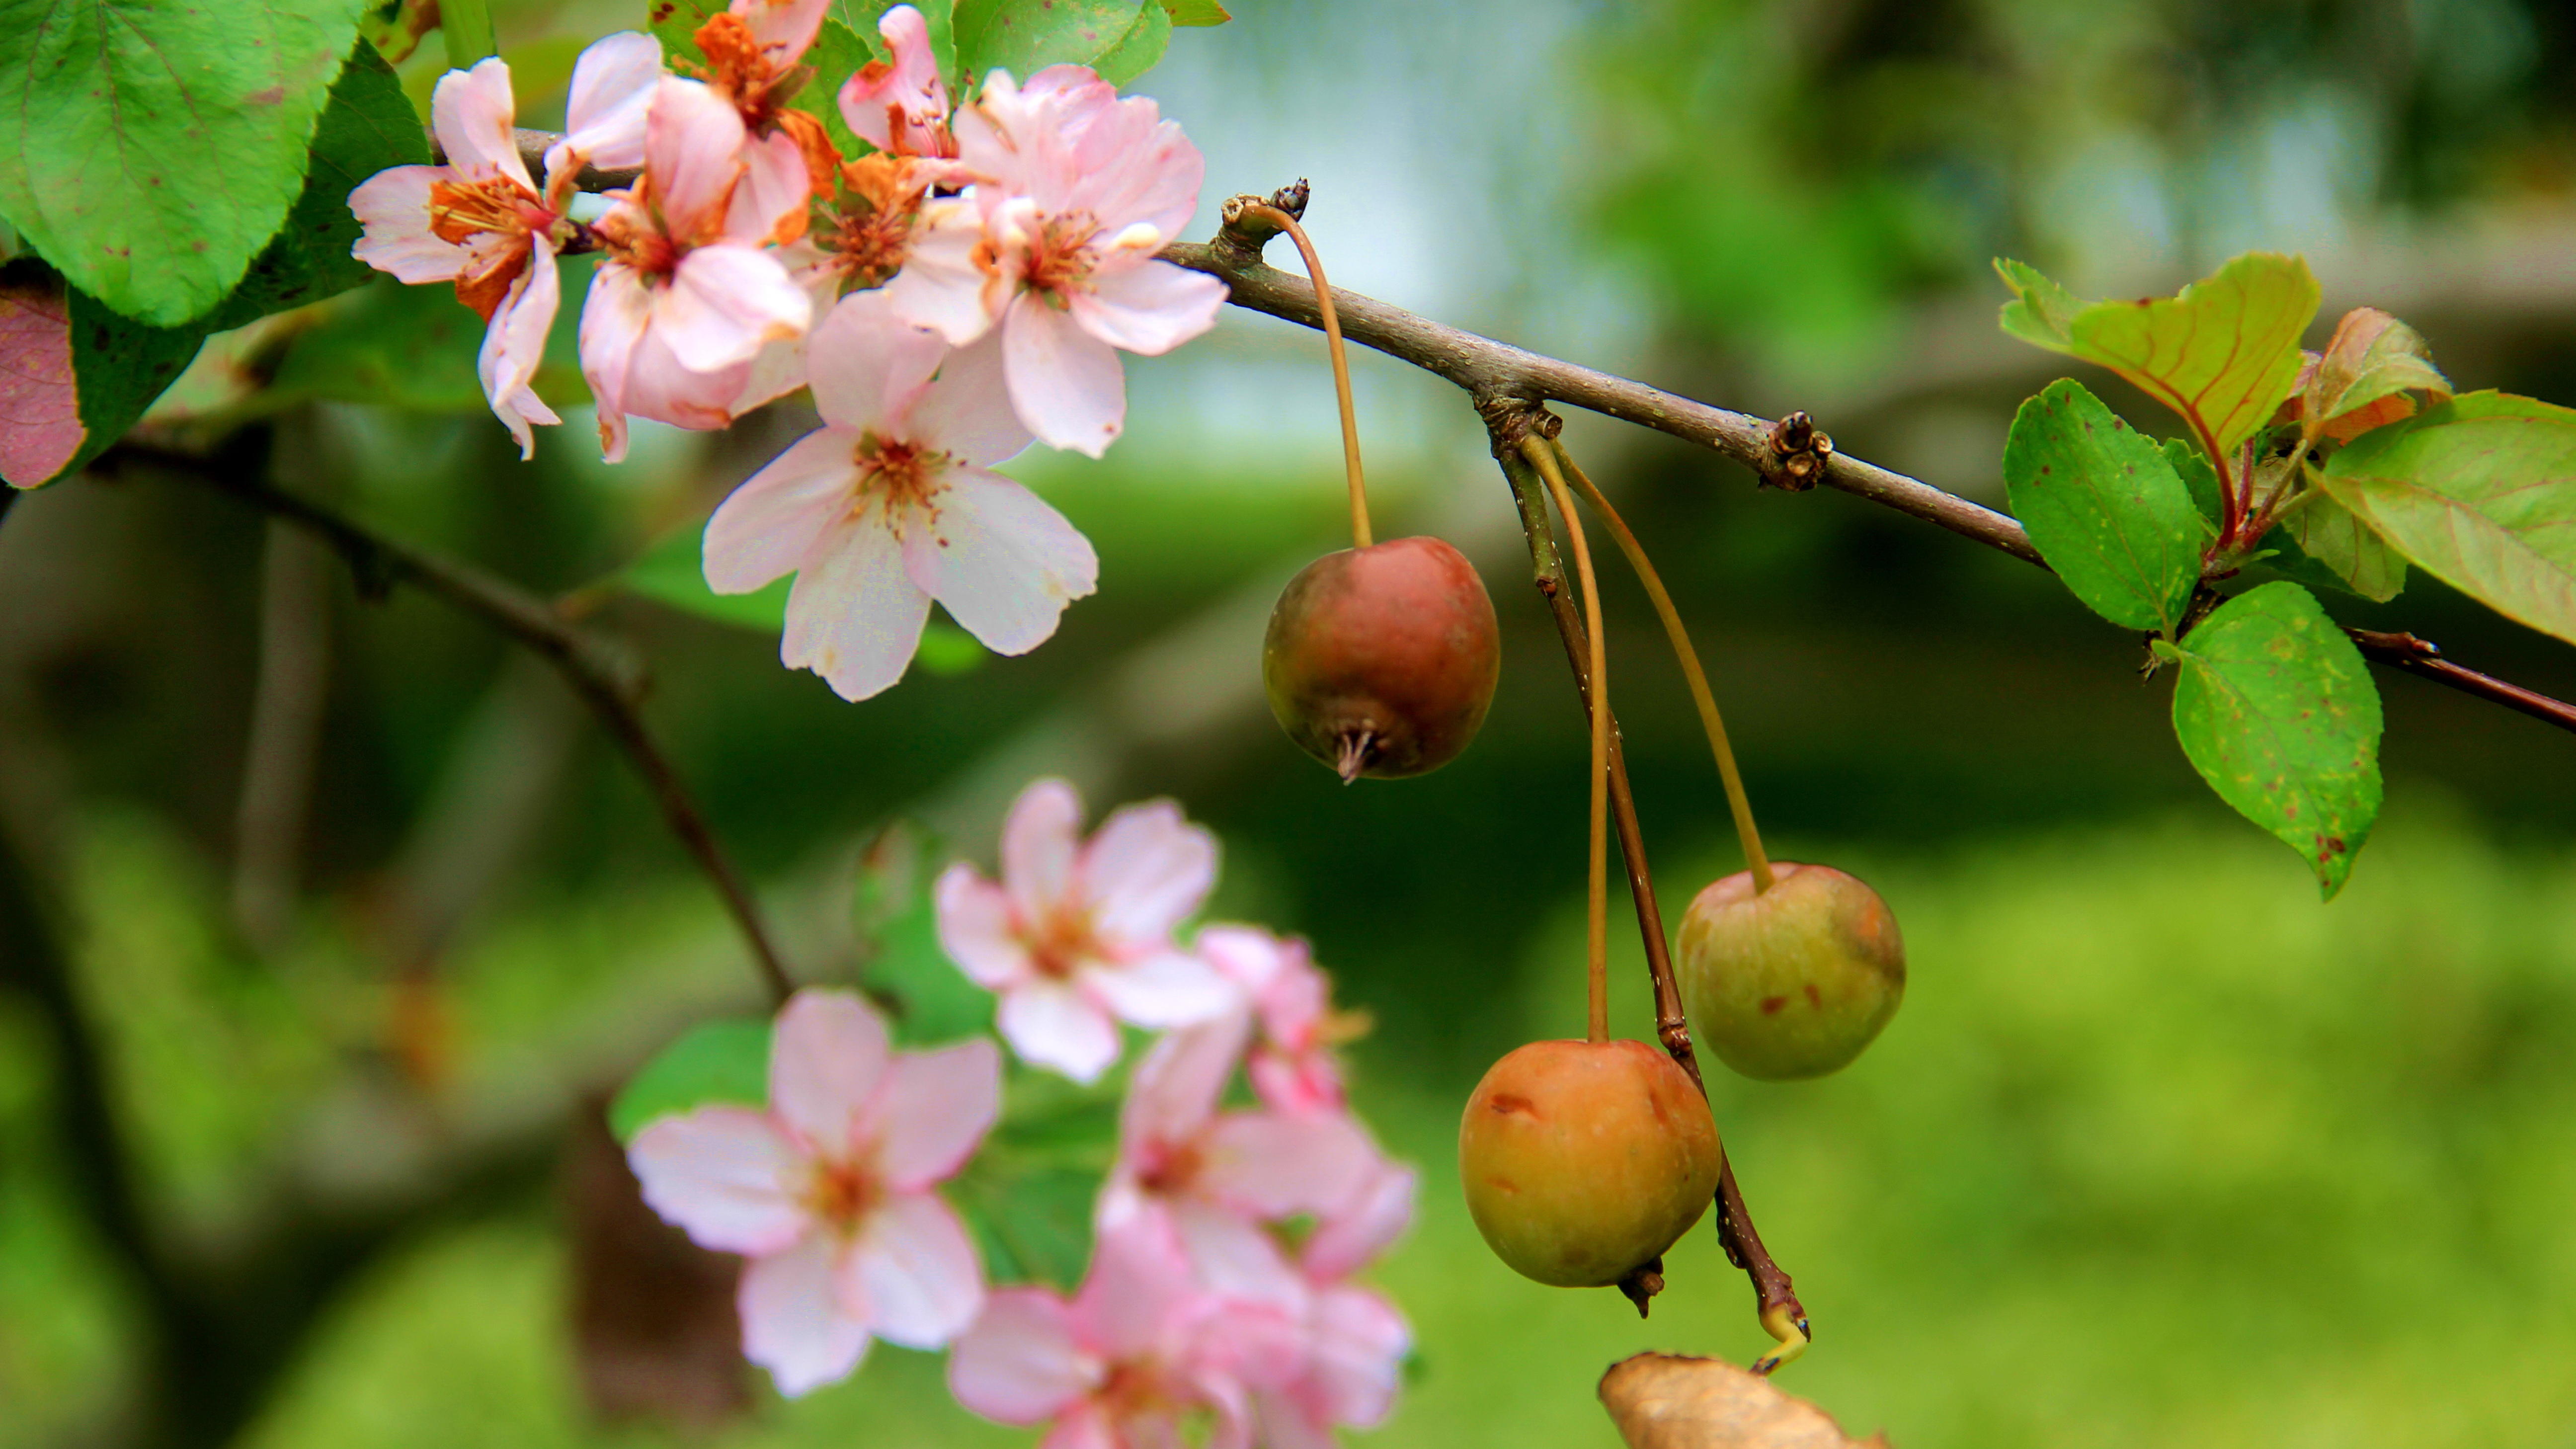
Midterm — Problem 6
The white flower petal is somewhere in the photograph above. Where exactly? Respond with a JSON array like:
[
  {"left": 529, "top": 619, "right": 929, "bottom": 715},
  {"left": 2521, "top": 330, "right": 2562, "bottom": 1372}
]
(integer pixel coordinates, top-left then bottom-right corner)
[
  {"left": 740, "top": 1233, "right": 873, "bottom": 1396},
  {"left": 659, "top": 244, "right": 810, "bottom": 375},
  {"left": 908, "top": 327, "right": 1033, "bottom": 467},
  {"left": 644, "top": 76, "right": 748, "bottom": 239},
  {"left": 1068, "top": 259, "right": 1225, "bottom": 357},
  {"left": 1002, "top": 291, "right": 1127, "bottom": 458},
  {"left": 431, "top": 58, "right": 530, "bottom": 190},
  {"left": 780, "top": 514, "right": 933, "bottom": 701},
  {"left": 1079, "top": 802, "right": 1217, "bottom": 947},
  {"left": 806, "top": 289, "right": 947, "bottom": 433},
  {"left": 551, "top": 30, "right": 661, "bottom": 178},
  {"left": 948, "top": 1288, "right": 1094, "bottom": 1426},
  {"left": 871, "top": 1038, "right": 1002, "bottom": 1191},
  {"left": 849, "top": 1191, "right": 985, "bottom": 1348},
  {"left": 703, "top": 427, "right": 860, "bottom": 594},
  {"left": 933, "top": 865, "right": 1037, "bottom": 990},
  {"left": 905, "top": 465, "right": 1098, "bottom": 657},
  {"left": 768, "top": 988, "right": 892, "bottom": 1157},
  {"left": 349, "top": 167, "right": 468, "bottom": 284},
  {"left": 996, "top": 979, "right": 1122, "bottom": 1083},
  {"left": 628, "top": 1107, "right": 809, "bottom": 1254},
  {"left": 885, "top": 200, "right": 1006, "bottom": 346},
  {"left": 1000, "top": 779, "right": 1082, "bottom": 922},
  {"left": 1085, "top": 951, "right": 1239, "bottom": 1030},
  {"left": 478, "top": 240, "right": 562, "bottom": 459}
]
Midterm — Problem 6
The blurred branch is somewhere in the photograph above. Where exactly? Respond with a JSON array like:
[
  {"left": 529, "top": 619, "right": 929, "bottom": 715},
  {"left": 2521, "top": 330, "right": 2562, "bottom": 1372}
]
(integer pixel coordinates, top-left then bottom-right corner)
[
  {"left": 1172, "top": 192, "right": 2576, "bottom": 741},
  {"left": 231, "top": 514, "right": 334, "bottom": 951},
  {"left": 96, "top": 438, "right": 797, "bottom": 1008},
  {"left": 1491, "top": 403, "right": 1808, "bottom": 1363}
]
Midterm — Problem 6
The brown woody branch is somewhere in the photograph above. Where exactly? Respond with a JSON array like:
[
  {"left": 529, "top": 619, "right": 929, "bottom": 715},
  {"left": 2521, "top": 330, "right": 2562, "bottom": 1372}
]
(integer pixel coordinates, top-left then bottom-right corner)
[
  {"left": 1165, "top": 203, "right": 2576, "bottom": 738},
  {"left": 96, "top": 438, "right": 796, "bottom": 1008}
]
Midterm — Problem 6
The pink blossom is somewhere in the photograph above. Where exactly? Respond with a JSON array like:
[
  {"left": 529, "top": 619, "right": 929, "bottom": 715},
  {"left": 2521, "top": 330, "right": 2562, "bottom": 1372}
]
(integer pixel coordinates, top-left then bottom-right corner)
[
  {"left": 1254, "top": 1158, "right": 1416, "bottom": 1448},
  {"left": 839, "top": 5, "right": 953, "bottom": 159},
  {"left": 701, "top": 289, "right": 1097, "bottom": 700},
  {"left": 886, "top": 68, "right": 1226, "bottom": 457},
  {"left": 934, "top": 779, "right": 1238, "bottom": 1083},
  {"left": 1196, "top": 925, "right": 1351, "bottom": 1115},
  {"left": 582, "top": 76, "right": 814, "bottom": 462},
  {"left": 949, "top": 1218, "right": 1295, "bottom": 1449},
  {"left": 628, "top": 989, "right": 999, "bottom": 1395},
  {"left": 1097, "top": 1011, "right": 1378, "bottom": 1306}
]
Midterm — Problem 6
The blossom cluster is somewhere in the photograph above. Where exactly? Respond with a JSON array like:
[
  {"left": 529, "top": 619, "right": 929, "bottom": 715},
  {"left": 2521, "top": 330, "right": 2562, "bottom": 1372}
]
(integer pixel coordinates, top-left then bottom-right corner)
[
  {"left": 629, "top": 778, "right": 1411, "bottom": 1447},
  {"left": 350, "top": 0, "right": 1227, "bottom": 700}
]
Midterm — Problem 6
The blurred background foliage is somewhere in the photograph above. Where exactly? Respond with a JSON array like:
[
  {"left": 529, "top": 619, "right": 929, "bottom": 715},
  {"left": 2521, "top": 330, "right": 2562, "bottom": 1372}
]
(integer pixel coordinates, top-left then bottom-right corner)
[{"left": 5, "top": 0, "right": 2576, "bottom": 1445}]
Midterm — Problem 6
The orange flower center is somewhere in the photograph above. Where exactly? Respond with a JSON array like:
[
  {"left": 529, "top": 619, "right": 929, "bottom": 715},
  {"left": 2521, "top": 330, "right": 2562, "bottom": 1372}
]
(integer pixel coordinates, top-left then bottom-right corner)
[
  {"left": 805, "top": 1158, "right": 881, "bottom": 1229},
  {"left": 1025, "top": 904, "right": 1095, "bottom": 980},
  {"left": 1134, "top": 1139, "right": 1205, "bottom": 1197},
  {"left": 980, "top": 211, "right": 1100, "bottom": 308}
]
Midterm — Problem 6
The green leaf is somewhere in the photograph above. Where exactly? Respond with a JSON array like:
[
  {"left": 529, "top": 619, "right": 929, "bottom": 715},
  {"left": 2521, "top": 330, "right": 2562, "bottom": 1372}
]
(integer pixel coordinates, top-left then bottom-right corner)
[
  {"left": 952, "top": 0, "right": 1150, "bottom": 83},
  {"left": 608, "top": 1018, "right": 773, "bottom": 1141},
  {"left": 1160, "top": 0, "right": 1228, "bottom": 24},
  {"left": 835, "top": 0, "right": 959, "bottom": 88},
  {"left": 2317, "top": 391, "right": 2576, "bottom": 647},
  {"left": 2003, "top": 379, "right": 2205, "bottom": 634},
  {"left": 67, "top": 285, "right": 207, "bottom": 473},
  {"left": 2163, "top": 437, "right": 2223, "bottom": 531},
  {"left": 2272, "top": 488, "right": 2406, "bottom": 603},
  {"left": 201, "top": 42, "right": 429, "bottom": 333},
  {"left": 949, "top": 1065, "right": 1120, "bottom": 1288},
  {"left": 865, "top": 890, "right": 997, "bottom": 1046},
  {"left": 1092, "top": 0, "right": 1172, "bottom": 85},
  {"left": 268, "top": 275, "right": 487, "bottom": 410},
  {"left": 1995, "top": 254, "right": 2320, "bottom": 460},
  {"left": 2161, "top": 582, "right": 2383, "bottom": 898},
  {"left": 0, "top": 0, "right": 371, "bottom": 326}
]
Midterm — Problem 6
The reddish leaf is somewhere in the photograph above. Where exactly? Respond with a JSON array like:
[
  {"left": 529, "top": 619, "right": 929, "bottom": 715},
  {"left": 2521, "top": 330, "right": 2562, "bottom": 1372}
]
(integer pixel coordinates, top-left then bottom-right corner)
[{"left": 0, "top": 272, "right": 82, "bottom": 488}]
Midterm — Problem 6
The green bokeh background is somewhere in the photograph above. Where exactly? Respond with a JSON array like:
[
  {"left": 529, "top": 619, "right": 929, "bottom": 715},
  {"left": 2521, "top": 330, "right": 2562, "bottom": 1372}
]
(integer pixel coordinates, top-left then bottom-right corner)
[{"left": 7, "top": 0, "right": 2576, "bottom": 1445}]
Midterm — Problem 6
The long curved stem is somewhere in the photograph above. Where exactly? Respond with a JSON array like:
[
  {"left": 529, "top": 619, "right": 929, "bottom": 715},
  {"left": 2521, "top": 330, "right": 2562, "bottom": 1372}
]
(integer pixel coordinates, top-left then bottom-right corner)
[
  {"left": 1525, "top": 437, "right": 1610, "bottom": 1045},
  {"left": 1244, "top": 203, "right": 1371, "bottom": 548},
  {"left": 1550, "top": 439, "right": 1775, "bottom": 894}
]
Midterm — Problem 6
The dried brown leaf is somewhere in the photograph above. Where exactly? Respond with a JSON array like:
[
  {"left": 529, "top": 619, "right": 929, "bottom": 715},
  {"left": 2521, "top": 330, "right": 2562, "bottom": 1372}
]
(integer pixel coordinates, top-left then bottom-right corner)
[{"left": 1599, "top": 1353, "right": 1892, "bottom": 1449}]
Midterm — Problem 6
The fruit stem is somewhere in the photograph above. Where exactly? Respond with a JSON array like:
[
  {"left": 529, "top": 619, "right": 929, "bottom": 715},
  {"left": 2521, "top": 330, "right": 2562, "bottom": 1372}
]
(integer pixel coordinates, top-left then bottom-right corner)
[
  {"left": 1245, "top": 203, "right": 1372, "bottom": 549},
  {"left": 1522, "top": 437, "right": 1610, "bottom": 1045},
  {"left": 1750, "top": 1301, "right": 1811, "bottom": 1375},
  {"left": 1549, "top": 440, "right": 1776, "bottom": 895}
]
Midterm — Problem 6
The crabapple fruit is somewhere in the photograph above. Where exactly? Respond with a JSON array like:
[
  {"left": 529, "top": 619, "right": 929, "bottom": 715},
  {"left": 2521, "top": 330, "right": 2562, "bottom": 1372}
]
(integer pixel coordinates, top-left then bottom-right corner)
[
  {"left": 1676, "top": 862, "right": 1905, "bottom": 1081},
  {"left": 1263, "top": 536, "right": 1500, "bottom": 781},
  {"left": 1457, "top": 1038, "right": 1721, "bottom": 1288}
]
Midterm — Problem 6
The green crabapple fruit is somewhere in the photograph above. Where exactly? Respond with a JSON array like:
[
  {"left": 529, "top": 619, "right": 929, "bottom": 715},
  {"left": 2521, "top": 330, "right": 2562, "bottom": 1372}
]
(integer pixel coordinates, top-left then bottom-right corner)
[
  {"left": 1263, "top": 536, "right": 1501, "bottom": 781},
  {"left": 1676, "top": 862, "right": 1905, "bottom": 1081},
  {"left": 1457, "top": 1038, "right": 1722, "bottom": 1287}
]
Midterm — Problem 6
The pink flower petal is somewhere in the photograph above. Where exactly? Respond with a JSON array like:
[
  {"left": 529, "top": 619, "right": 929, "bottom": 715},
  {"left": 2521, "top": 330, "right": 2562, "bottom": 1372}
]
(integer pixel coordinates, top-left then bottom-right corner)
[
  {"left": 616, "top": 324, "right": 754, "bottom": 432},
  {"left": 1080, "top": 802, "right": 1217, "bottom": 947},
  {"left": 1195, "top": 924, "right": 1288, "bottom": 995},
  {"left": 780, "top": 513, "right": 933, "bottom": 701},
  {"left": 996, "top": 978, "right": 1122, "bottom": 1084},
  {"left": 577, "top": 261, "right": 654, "bottom": 462},
  {"left": 629, "top": 1105, "right": 810, "bottom": 1254},
  {"left": 1083, "top": 950, "right": 1238, "bottom": 1030},
  {"left": 1069, "top": 258, "right": 1227, "bottom": 357},
  {"left": 349, "top": 167, "right": 468, "bottom": 283},
  {"left": 934, "top": 865, "right": 1036, "bottom": 990},
  {"left": 1062, "top": 105, "right": 1202, "bottom": 246},
  {"left": 805, "top": 289, "right": 947, "bottom": 433},
  {"left": 1252, "top": 1391, "right": 1338, "bottom": 1449},
  {"left": 740, "top": 1232, "right": 873, "bottom": 1396},
  {"left": 1001, "top": 285, "right": 1127, "bottom": 457},
  {"left": 478, "top": 239, "right": 562, "bottom": 459},
  {"left": 838, "top": 3, "right": 949, "bottom": 156},
  {"left": 950, "top": 1288, "right": 1094, "bottom": 1425},
  {"left": 1170, "top": 1199, "right": 1306, "bottom": 1313},
  {"left": 906, "top": 328, "right": 1032, "bottom": 467},
  {"left": 1041, "top": 1403, "right": 1125, "bottom": 1449},
  {"left": 1199, "top": 1111, "right": 1375, "bottom": 1220},
  {"left": 870, "top": 1038, "right": 1002, "bottom": 1190},
  {"left": 1309, "top": 1284, "right": 1409, "bottom": 1428},
  {"left": 885, "top": 200, "right": 1006, "bottom": 345},
  {"left": 1248, "top": 1047, "right": 1344, "bottom": 1117},
  {"left": 1000, "top": 779, "right": 1082, "bottom": 922},
  {"left": 902, "top": 465, "right": 1097, "bottom": 657},
  {"left": 768, "top": 988, "right": 891, "bottom": 1157},
  {"left": 735, "top": 0, "right": 829, "bottom": 61},
  {"left": 1075, "top": 1216, "right": 1199, "bottom": 1361},
  {"left": 727, "top": 128, "right": 813, "bottom": 245},
  {"left": 848, "top": 1191, "right": 985, "bottom": 1348},
  {"left": 659, "top": 243, "right": 810, "bottom": 375},
  {"left": 550, "top": 30, "right": 661, "bottom": 180},
  {"left": 644, "top": 77, "right": 749, "bottom": 239},
  {"left": 703, "top": 426, "right": 860, "bottom": 594},
  {"left": 430, "top": 58, "right": 531, "bottom": 190},
  {"left": 1302, "top": 1160, "right": 1416, "bottom": 1280},
  {"left": 1119, "top": 1012, "right": 1249, "bottom": 1151}
]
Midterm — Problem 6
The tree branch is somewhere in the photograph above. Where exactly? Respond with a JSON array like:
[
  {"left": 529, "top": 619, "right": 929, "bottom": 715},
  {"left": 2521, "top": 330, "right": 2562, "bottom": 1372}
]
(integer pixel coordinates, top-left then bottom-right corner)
[
  {"left": 1167, "top": 199, "right": 2576, "bottom": 738},
  {"left": 96, "top": 439, "right": 796, "bottom": 1008}
]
